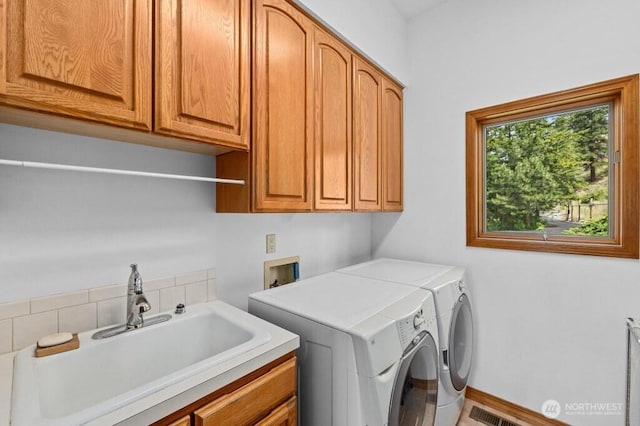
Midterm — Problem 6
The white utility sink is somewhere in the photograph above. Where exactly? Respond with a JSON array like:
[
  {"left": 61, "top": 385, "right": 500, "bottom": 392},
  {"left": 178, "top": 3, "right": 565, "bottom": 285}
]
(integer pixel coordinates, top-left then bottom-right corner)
[{"left": 11, "top": 301, "right": 271, "bottom": 425}]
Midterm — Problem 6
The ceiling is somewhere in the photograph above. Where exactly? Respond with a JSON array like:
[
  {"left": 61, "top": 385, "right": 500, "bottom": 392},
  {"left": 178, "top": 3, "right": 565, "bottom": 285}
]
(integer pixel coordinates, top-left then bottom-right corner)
[{"left": 389, "top": 0, "right": 447, "bottom": 19}]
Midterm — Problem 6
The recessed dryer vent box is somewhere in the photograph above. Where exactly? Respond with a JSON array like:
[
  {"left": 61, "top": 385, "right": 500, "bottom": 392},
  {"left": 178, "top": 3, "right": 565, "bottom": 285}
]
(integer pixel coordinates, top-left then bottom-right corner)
[{"left": 264, "top": 256, "right": 300, "bottom": 289}]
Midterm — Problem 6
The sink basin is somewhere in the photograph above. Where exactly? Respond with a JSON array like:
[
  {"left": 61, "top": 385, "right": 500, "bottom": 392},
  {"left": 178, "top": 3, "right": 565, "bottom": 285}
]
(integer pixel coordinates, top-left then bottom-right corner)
[{"left": 11, "top": 301, "right": 271, "bottom": 425}]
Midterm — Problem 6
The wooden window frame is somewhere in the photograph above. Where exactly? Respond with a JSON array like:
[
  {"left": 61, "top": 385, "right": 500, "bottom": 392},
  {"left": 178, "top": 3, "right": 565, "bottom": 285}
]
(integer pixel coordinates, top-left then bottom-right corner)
[{"left": 466, "top": 75, "right": 639, "bottom": 258}]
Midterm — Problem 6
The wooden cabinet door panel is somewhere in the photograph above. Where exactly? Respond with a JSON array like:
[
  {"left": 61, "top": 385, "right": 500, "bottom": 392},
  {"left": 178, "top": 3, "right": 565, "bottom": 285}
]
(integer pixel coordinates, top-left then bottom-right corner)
[
  {"left": 314, "top": 28, "right": 352, "bottom": 211},
  {"left": 256, "top": 397, "right": 297, "bottom": 426},
  {"left": 382, "top": 78, "right": 403, "bottom": 211},
  {"left": 353, "top": 58, "right": 382, "bottom": 211},
  {"left": 155, "top": 0, "right": 249, "bottom": 148},
  {"left": 194, "top": 357, "right": 296, "bottom": 426},
  {"left": 1, "top": 0, "right": 152, "bottom": 129},
  {"left": 167, "top": 415, "right": 191, "bottom": 426},
  {"left": 253, "top": 0, "right": 313, "bottom": 211}
]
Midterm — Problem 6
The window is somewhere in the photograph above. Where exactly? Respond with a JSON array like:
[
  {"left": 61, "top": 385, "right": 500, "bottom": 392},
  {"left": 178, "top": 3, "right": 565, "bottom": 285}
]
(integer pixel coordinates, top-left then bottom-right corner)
[{"left": 466, "top": 75, "right": 639, "bottom": 258}]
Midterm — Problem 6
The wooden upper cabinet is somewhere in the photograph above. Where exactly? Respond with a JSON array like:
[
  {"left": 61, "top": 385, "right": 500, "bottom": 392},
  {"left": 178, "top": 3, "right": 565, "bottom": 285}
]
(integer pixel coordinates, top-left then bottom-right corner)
[
  {"left": 253, "top": 0, "right": 314, "bottom": 211},
  {"left": 353, "top": 57, "right": 382, "bottom": 211},
  {"left": 0, "top": 0, "right": 152, "bottom": 129},
  {"left": 382, "top": 78, "right": 403, "bottom": 211},
  {"left": 155, "top": 0, "right": 250, "bottom": 149},
  {"left": 313, "top": 27, "right": 352, "bottom": 211}
]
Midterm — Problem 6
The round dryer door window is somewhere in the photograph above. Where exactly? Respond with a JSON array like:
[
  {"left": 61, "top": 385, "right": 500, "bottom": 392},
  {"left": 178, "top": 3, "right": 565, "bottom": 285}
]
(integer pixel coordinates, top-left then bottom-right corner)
[
  {"left": 388, "top": 331, "right": 439, "bottom": 426},
  {"left": 449, "top": 293, "right": 473, "bottom": 391}
]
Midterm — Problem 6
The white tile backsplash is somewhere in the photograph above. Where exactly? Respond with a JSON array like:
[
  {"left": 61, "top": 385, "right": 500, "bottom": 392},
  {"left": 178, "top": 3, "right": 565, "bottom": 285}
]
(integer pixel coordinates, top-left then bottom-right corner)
[
  {"left": 0, "top": 301, "right": 29, "bottom": 321},
  {"left": 31, "top": 290, "right": 89, "bottom": 314},
  {"left": 160, "top": 286, "right": 186, "bottom": 312},
  {"left": 59, "top": 303, "right": 97, "bottom": 334},
  {"left": 176, "top": 270, "right": 208, "bottom": 286},
  {"left": 185, "top": 281, "right": 208, "bottom": 306},
  {"left": 97, "top": 297, "right": 126, "bottom": 328},
  {"left": 145, "top": 276, "right": 176, "bottom": 292},
  {"left": 13, "top": 311, "right": 58, "bottom": 351},
  {"left": 0, "top": 320, "right": 12, "bottom": 354},
  {"left": 0, "top": 265, "right": 217, "bottom": 354},
  {"left": 89, "top": 284, "right": 126, "bottom": 302}
]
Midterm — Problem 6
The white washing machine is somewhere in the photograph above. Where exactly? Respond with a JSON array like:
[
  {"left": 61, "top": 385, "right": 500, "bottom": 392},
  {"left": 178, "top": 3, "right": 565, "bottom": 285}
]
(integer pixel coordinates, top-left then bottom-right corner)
[
  {"left": 249, "top": 272, "right": 440, "bottom": 426},
  {"left": 338, "top": 259, "right": 473, "bottom": 426}
]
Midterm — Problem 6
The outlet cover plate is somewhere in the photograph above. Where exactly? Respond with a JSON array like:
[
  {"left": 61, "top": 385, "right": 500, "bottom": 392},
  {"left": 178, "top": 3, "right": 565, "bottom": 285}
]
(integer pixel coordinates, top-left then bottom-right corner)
[{"left": 266, "top": 234, "right": 276, "bottom": 254}]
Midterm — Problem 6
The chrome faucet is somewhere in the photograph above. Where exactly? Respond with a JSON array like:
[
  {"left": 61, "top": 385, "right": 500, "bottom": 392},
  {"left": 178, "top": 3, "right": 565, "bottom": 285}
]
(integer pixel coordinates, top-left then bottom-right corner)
[
  {"left": 126, "top": 264, "right": 151, "bottom": 329},
  {"left": 92, "top": 264, "right": 170, "bottom": 339}
]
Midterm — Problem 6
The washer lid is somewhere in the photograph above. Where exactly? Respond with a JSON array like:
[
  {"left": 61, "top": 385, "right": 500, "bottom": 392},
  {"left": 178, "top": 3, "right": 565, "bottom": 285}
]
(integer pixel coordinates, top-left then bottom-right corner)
[
  {"left": 337, "top": 258, "right": 453, "bottom": 288},
  {"left": 249, "top": 272, "right": 418, "bottom": 332}
]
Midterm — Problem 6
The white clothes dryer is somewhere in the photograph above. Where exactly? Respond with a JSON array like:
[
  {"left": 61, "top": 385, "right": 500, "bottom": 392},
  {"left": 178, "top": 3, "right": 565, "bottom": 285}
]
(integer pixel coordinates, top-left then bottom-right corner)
[
  {"left": 338, "top": 259, "right": 473, "bottom": 426},
  {"left": 249, "top": 272, "right": 440, "bottom": 426}
]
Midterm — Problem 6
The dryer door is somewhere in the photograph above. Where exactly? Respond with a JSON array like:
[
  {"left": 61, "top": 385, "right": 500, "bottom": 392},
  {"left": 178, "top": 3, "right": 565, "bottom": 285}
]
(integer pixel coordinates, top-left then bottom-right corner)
[
  {"left": 388, "top": 331, "right": 439, "bottom": 426},
  {"left": 448, "top": 293, "right": 473, "bottom": 391}
]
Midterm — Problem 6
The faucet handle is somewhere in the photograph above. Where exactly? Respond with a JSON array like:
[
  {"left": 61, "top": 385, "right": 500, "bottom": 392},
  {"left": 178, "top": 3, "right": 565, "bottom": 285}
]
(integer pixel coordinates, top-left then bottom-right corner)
[{"left": 136, "top": 294, "right": 151, "bottom": 313}]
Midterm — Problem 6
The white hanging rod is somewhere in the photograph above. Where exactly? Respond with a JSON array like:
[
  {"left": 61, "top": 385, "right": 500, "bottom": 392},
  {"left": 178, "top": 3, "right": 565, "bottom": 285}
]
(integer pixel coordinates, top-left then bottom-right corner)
[{"left": 0, "top": 159, "right": 245, "bottom": 185}]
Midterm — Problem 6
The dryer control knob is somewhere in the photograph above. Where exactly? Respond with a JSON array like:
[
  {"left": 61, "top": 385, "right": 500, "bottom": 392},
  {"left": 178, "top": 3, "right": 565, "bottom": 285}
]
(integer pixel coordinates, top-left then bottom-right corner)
[
  {"left": 413, "top": 313, "right": 424, "bottom": 329},
  {"left": 458, "top": 280, "right": 465, "bottom": 292}
]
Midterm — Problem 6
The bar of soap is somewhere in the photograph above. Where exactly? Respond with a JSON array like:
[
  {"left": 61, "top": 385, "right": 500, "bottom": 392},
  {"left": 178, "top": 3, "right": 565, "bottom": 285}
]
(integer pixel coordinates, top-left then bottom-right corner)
[{"left": 38, "top": 332, "right": 73, "bottom": 348}]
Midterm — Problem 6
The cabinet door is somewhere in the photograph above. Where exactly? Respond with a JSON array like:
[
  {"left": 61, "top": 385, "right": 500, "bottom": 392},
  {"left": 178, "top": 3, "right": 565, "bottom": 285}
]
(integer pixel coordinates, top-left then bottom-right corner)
[
  {"left": 253, "top": 0, "right": 314, "bottom": 211},
  {"left": 167, "top": 415, "right": 191, "bottom": 426},
  {"left": 256, "top": 397, "right": 297, "bottom": 426},
  {"left": 382, "top": 78, "right": 403, "bottom": 211},
  {"left": 155, "top": 0, "right": 249, "bottom": 149},
  {"left": 0, "top": 0, "right": 152, "bottom": 129},
  {"left": 313, "top": 28, "right": 352, "bottom": 211},
  {"left": 194, "top": 357, "right": 296, "bottom": 426},
  {"left": 353, "top": 57, "right": 382, "bottom": 211}
]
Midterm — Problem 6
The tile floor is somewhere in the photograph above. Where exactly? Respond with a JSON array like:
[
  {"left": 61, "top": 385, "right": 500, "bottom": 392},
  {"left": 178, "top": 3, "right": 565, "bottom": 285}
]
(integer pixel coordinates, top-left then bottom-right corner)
[{"left": 457, "top": 397, "right": 536, "bottom": 426}]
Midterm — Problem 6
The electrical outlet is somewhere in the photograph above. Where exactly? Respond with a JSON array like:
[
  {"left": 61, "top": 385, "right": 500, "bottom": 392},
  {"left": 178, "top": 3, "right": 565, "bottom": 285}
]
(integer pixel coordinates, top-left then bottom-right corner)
[{"left": 266, "top": 234, "right": 276, "bottom": 254}]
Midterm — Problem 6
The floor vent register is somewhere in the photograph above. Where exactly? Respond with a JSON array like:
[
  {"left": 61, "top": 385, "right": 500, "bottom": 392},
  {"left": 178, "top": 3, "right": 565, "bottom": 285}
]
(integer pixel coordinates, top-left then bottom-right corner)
[{"left": 469, "top": 405, "right": 521, "bottom": 426}]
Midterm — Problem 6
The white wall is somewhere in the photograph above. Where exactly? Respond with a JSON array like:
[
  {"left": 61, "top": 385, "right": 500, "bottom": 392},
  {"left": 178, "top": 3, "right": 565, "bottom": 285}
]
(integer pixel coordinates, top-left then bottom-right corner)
[
  {"left": 372, "top": 0, "right": 640, "bottom": 423},
  {"left": 0, "top": 0, "right": 408, "bottom": 307},
  {"left": 294, "top": 0, "right": 409, "bottom": 84},
  {"left": 0, "top": 124, "right": 372, "bottom": 308}
]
